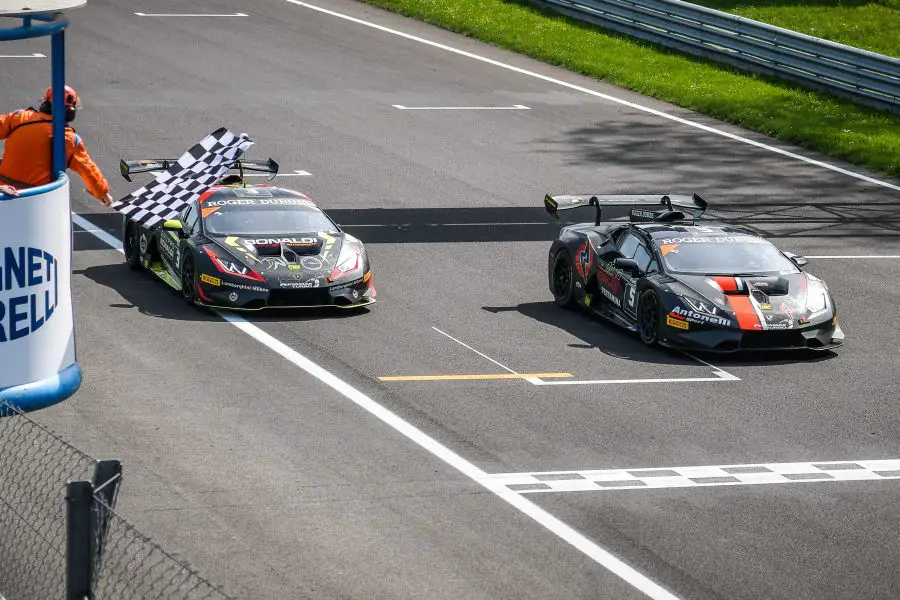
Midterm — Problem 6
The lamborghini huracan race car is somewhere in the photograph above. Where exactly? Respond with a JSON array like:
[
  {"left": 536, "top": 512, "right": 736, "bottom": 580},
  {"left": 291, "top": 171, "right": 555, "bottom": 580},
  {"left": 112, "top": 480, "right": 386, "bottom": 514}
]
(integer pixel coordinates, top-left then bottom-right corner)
[
  {"left": 121, "top": 159, "right": 375, "bottom": 310},
  {"left": 545, "top": 194, "right": 843, "bottom": 352}
]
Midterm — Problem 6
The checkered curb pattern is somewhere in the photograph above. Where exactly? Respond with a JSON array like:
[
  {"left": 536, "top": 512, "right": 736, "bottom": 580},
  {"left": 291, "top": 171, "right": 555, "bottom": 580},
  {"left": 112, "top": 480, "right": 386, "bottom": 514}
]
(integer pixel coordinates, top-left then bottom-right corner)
[
  {"left": 112, "top": 127, "right": 253, "bottom": 228},
  {"left": 481, "top": 460, "right": 900, "bottom": 493}
]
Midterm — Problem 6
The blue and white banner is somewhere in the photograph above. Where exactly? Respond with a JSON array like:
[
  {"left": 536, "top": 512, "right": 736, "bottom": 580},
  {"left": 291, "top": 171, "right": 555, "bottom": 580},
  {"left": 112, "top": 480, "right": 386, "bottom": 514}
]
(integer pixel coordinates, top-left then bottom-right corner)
[{"left": 0, "top": 179, "right": 75, "bottom": 389}]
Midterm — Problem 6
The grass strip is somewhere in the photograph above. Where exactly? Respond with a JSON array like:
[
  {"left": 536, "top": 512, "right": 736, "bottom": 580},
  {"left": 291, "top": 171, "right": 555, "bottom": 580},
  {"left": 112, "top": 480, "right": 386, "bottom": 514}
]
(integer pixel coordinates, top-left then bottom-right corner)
[
  {"left": 690, "top": 0, "right": 900, "bottom": 58},
  {"left": 357, "top": 0, "right": 900, "bottom": 179}
]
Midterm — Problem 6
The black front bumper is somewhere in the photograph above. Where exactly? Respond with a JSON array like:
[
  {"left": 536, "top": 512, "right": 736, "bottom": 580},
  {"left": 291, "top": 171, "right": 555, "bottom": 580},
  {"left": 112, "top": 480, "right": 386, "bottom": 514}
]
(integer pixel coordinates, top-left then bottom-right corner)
[
  {"left": 661, "top": 322, "right": 844, "bottom": 352},
  {"left": 196, "top": 275, "right": 375, "bottom": 310}
]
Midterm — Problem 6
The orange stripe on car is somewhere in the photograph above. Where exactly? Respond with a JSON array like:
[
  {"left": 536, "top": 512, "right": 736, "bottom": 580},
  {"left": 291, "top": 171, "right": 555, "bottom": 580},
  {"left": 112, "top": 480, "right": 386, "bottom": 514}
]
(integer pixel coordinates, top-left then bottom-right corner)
[
  {"left": 727, "top": 296, "right": 762, "bottom": 330},
  {"left": 711, "top": 276, "right": 738, "bottom": 292}
]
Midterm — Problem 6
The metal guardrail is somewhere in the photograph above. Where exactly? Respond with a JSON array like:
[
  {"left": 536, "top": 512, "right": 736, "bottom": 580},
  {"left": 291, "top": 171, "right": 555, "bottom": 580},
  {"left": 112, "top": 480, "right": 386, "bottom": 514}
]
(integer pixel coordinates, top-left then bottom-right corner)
[{"left": 533, "top": 0, "right": 900, "bottom": 112}]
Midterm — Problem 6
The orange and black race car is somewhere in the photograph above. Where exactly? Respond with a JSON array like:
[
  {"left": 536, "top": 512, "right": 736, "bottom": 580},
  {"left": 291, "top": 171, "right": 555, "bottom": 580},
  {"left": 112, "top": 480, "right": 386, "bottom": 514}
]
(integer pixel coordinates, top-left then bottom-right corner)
[
  {"left": 545, "top": 194, "right": 843, "bottom": 352},
  {"left": 121, "top": 161, "right": 375, "bottom": 310}
]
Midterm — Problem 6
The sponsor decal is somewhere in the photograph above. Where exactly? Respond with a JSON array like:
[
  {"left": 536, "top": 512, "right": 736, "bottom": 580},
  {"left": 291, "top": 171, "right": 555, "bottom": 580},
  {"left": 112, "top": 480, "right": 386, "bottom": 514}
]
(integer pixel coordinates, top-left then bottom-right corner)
[
  {"left": 0, "top": 246, "right": 58, "bottom": 342},
  {"left": 248, "top": 237, "right": 317, "bottom": 246},
  {"left": 670, "top": 305, "right": 731, "bottom": 327},
  {"left": 204, "top": 198, "right": 260, "bottom": 206},
  {"left": 159, "top": 232, "right": 177, "bottom": 257},
  {"left": 288, "top": 264, "right": 301, "bottom": 270},
  {"left": 575, "top": 241, "right": 593, "bottom": 281},
  {"left": 601, "top": 287, "right": 621, "bottom": 307},
  {"left": 597, "top": 261, "right": 622, "bottom": 296},
  {"left": 228, "top": 292, "right": 239, "bottom": 302},
  {"left": 200, "top": 274, "right": 221, "bottom": 286},
  {"left": 352, "top": 289, "right": 360, "bottom": 299},
  {"left": 666, "top": 315, "right": 689, "bottom": 330},
  {"left": 659, "top": 236, "right": 766, "bottom": 245},
  {"left": 261, "top": 257, "right": 288, "bottom": 270},
  {"left": 300, "top": 256, "right": 323, "bottom": 270},
  {"left": 759, "top": 303, "right": 773, "bottom": 310},
  {"left": 139, "top": 234, "right": 148, "bottom": 253},
  {"left": 659, "top": 243, "right": 679, "bottom": 256},
  {"left": 631, "top": 209, "right": 658, "bottom": 219},
  {"left": 221, "top": 280, "right": 267, "bottom": 293},
  {"left": 584, "top": 294, "right": 592, "bottom": 307},
  {"left": 280, "top": 281, "right": 317, "bottom": 289}
]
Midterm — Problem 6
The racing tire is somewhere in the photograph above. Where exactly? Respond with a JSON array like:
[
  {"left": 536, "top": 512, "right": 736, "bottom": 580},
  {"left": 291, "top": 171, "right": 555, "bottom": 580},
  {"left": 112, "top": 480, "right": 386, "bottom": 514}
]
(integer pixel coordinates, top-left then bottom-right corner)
[
  {"left": 551, "top": 250, "right": 577, "bottom": 309},
  {"left": 181, "top": 253, "right": 198, "bottom": 305},
  {"left": 638, "top": 289, "right": 662, "bottom": 346},
  {"left": 124, "top": 223, "right": 141, "bottom": 270}
]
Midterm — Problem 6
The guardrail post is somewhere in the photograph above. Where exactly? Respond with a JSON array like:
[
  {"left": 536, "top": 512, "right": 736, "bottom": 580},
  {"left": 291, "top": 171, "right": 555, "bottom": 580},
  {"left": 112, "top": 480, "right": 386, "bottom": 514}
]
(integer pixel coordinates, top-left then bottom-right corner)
[{"left": 66, "top": 480, "right": 93, "bottom": 600}]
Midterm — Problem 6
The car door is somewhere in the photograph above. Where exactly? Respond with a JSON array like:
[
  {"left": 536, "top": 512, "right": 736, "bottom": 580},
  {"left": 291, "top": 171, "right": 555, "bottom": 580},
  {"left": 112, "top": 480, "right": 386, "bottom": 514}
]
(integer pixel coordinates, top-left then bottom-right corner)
[
  {"left": 595, "top": 230, "right": 636, "bottom": 312},
  {"left": 622, "top": 240, "right": 658, "bottom": 320}
]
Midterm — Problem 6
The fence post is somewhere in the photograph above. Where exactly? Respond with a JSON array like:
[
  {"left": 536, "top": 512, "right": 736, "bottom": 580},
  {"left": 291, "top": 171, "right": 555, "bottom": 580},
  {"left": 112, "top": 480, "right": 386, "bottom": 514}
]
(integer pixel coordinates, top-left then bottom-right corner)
[
  {"left": 66, "top": 480, "right": 93, "bottom": 600},
  {"left": 90, "top": 459, "right": 122, "bottom": 589}
]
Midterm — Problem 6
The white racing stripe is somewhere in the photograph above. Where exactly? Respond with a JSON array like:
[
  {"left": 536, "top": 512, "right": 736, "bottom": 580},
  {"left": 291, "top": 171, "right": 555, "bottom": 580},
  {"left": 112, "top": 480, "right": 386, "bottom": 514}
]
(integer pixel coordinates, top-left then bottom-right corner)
[
  {"left": 72, "top": 213, "right": 682, "bottom": 600},
  {"left": 284, "top": 0, "right": 900, "bottom": 193}
]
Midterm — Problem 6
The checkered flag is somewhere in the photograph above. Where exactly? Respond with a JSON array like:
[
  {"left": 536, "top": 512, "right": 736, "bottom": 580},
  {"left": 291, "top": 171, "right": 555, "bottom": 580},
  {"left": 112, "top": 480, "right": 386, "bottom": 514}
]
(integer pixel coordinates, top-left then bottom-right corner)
[{"left": 112, "top": 127, "right": 254, "bottom": 228}]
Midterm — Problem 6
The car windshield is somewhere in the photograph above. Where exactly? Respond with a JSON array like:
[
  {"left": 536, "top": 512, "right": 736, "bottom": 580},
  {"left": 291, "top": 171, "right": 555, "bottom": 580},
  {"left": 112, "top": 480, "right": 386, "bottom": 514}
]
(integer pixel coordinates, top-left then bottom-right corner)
[
  {"left": 203, "top": 204, "right": 336, "bottom": 236},
  {"left": 655, "top": 235, "right": 799, "bottom": 275}
]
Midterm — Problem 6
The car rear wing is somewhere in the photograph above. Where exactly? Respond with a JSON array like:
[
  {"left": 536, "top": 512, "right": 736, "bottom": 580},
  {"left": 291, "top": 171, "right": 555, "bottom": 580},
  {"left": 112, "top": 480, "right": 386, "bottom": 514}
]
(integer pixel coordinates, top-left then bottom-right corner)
[
  {"left": 119, "top": 157, "right": 280, "bottom": 182},
  {"left": 544, "top": 194, "right": 707, "bottom": 225}
]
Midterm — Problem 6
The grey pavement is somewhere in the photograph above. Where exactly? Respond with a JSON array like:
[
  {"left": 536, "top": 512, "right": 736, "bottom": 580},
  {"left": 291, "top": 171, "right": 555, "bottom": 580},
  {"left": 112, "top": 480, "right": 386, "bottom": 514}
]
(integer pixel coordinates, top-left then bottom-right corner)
[{"left": 2, "top": 0, "right": 900, "bottom": 598}]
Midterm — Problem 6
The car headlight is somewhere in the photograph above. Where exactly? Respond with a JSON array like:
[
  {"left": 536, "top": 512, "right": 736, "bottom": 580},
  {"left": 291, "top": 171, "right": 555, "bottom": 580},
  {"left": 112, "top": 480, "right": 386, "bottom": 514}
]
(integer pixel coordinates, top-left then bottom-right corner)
[
  {"left": 682, "top": 295, "right": 721, "bottom": 316},
  {"left": 328, "top": 237, "right": 365, "bottom": 283},
  {"left": 805, "top": 277, "right": 829, "bottom": 316}
]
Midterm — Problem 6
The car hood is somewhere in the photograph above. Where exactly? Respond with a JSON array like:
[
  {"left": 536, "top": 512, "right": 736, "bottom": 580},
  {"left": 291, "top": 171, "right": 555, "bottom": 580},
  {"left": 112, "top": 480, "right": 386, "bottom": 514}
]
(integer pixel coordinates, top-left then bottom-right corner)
[
  {"left": 669, "top": 272, "right": 828, "bottom": 330},
  {"left": 210, "top": 232, "right": 345, "bottom": 284}
]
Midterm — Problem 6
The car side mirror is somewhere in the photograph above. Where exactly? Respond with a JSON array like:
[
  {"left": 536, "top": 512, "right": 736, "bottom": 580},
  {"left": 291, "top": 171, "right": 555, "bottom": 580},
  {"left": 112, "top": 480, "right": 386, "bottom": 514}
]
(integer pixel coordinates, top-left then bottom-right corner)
[
  {"left": 162, "top": 219, "right": 185, "bottom": 237},
  {"left": 614, "top": 257, "right": 642, "bottom": 276},
  {"left": 784, "top": 252, "right": 808, "bottom": 267}
]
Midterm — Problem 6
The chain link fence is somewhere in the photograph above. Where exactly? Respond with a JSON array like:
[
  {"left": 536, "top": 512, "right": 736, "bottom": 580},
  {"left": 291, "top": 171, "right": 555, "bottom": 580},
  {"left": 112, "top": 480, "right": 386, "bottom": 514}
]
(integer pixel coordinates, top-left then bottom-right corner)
[{"left": 0, "top": 399, "right": 233, "bottom": 600}]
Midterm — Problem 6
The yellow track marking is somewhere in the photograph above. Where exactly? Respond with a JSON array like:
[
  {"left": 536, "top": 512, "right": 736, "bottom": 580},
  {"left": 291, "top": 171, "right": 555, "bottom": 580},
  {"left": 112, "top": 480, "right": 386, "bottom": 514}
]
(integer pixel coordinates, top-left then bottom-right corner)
[{"left": 378, "top": 373, "right": 573, "bottom": 382}]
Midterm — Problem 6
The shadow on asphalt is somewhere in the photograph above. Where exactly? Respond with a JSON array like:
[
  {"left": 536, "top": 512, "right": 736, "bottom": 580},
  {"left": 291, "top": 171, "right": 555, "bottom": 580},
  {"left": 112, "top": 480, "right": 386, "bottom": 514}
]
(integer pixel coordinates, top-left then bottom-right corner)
[
  {"left": 481, "top": 301, "right": 693, "bottom": 365},
  {"left": 482, "top": 301, "right": 839, "bottom": 366},
  {"left": 75, "top": 195, "right": 900, "bottom": 250}
]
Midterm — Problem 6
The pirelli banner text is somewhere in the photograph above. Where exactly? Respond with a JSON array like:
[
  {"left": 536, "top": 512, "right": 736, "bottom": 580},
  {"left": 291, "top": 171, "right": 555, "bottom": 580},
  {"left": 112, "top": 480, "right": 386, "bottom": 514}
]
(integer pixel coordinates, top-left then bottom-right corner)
[{"left": 0, "top": 180, "right": 76, "bottom": 389}]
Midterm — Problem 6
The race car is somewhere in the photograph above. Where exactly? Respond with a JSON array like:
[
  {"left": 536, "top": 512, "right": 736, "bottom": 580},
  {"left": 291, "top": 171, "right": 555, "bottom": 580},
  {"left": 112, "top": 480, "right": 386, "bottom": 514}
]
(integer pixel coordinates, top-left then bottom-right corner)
[
  {"left": 121, "top": 159, "right": 375, "bottom": 310},
  {"left": 545, "top": 193, "right": 843, "bottom": 352}
]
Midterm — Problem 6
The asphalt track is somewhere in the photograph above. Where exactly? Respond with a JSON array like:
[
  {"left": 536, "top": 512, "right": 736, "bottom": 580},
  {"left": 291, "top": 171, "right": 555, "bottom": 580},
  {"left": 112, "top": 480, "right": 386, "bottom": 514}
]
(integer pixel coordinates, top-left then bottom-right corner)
[{"left": 3, "top": 1, "right": 900, "bottom": 598}]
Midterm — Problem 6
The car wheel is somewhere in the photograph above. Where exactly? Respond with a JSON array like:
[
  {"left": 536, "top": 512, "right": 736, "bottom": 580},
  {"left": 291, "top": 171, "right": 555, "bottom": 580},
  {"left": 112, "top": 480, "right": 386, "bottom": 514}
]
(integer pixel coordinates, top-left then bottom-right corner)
[
  {"left": 638, "top": 289, "right": 662, "bottom": 346},
  {"left": 181, "top": 254, "right": 197, "bottom": 305},
  {"left": 124, "top": 223, "right": 141, "bottom": 270},
  {"left": 551, "top": 250, "right": 577, "bottom": 309}
]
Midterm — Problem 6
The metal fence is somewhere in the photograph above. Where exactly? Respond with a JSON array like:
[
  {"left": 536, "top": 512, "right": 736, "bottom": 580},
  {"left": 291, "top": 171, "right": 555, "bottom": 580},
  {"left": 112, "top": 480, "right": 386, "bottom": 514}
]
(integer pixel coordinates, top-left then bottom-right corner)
[
  {"left": 0, "top": 399, "right": 232, "bottom": 600},
  {"left": 531, "top": 0, "right": 900, "bottom": 112}
]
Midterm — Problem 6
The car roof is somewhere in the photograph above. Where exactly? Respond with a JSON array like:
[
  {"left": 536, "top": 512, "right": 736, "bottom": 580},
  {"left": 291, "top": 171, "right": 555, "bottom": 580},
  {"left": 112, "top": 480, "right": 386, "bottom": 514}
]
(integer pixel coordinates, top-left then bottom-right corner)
[
  {"left": 198, "top": 184, "right": 320, "bottom": 211},
  {"left": 629, "top": 222, "right": 760, "bottom": 241}
]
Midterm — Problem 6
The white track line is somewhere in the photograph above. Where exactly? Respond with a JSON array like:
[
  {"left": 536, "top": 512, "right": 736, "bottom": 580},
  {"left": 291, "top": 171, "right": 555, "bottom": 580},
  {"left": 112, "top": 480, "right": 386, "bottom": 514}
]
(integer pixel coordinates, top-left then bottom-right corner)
[
  {"left": 393, "top": 104, "right": 530, "bottom": 110},
  {"left": 134, "top": 12, "right": 248, "bottom": 17},
  {"left": 0, "top": 53, "right": 45, "bottom": 58},
  {"left": 284, "top": 0, "right": 900, "bottom": 193},
  {"left": 807, "top": 255, "right": 900, "bottom": 259},
  {"left": 73, "top": 214, "right": 682, "bottom": 600},
  {"left": 244, "top": 170, "right": 313, "bottom": 177},
  {"left": 532, "top": 373, "right": 737, "bottom": 385},
  {"left": 432, "top": 327, "right": 520, "bottom": 375},
  {"left": 481, "top": 459, "right": 900, "bottom": 494}
]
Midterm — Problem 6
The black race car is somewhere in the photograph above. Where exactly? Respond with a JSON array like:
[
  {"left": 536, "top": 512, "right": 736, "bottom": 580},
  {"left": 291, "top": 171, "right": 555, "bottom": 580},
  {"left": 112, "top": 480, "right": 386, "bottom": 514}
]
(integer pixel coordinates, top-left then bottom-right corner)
[
  {"left": 121, "top": 159, "right": 375, "bottom": 310},
  {"left": 545, "top": 193, "right": 843, "bottom": 352}
]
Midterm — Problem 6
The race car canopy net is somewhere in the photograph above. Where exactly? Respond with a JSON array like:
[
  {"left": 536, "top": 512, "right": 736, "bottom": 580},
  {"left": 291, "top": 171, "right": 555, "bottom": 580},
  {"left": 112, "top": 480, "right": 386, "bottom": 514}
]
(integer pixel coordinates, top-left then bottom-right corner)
[{"left": 544, "top": 193, "right": 708, "bottom": 224}]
